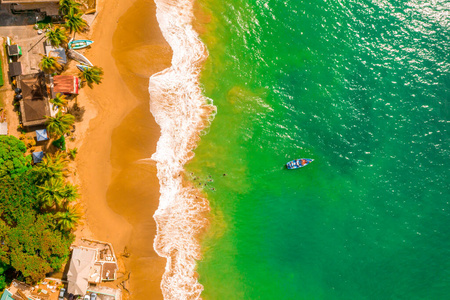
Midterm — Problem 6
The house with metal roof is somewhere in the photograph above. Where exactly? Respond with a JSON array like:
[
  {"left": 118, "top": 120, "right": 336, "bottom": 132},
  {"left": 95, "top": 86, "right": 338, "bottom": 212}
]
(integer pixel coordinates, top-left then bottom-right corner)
[{"left": 17, "top": 73, "right": 50, "bottom": 127}]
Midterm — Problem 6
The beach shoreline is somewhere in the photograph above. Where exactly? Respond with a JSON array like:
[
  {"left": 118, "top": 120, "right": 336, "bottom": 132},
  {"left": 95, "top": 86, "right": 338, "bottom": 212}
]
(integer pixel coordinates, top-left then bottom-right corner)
[{"left": 74, "top": 0, "right": 172, "bottom": 299}]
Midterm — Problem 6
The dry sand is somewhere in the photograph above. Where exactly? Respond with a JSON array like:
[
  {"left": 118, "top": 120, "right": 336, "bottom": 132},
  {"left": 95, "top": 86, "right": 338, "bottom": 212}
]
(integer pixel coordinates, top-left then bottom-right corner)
[{"left": 76, "top": 0, "right": 172, "bottom": 299}]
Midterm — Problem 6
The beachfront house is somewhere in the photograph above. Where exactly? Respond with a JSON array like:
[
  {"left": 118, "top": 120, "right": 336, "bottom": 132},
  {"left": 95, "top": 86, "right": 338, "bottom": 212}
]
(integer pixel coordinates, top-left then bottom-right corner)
[
  {"left": 67, "top": 246, "right": 119, "bottom": 296},
  {"left": 17, "top": 73, "right": 50, "bottom": 127}
]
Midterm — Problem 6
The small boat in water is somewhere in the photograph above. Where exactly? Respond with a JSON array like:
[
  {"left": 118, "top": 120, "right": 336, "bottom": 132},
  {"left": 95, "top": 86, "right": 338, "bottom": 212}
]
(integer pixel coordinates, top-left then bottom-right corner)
[
  {"left": 68, "top": 39, "right": 94, "bottom": 50},
  {"left": 286, "top": 158, "right": 314, "bottom": 170},
  {"left": 76, "top": 64, "right": 91, "bottom": 72}
]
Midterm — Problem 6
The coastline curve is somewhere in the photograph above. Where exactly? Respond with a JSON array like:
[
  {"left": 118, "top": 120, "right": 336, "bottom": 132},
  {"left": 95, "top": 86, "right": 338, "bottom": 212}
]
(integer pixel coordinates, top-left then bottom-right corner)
[{"left": 149, "top": 0, "right": 215, "bottom": 299}]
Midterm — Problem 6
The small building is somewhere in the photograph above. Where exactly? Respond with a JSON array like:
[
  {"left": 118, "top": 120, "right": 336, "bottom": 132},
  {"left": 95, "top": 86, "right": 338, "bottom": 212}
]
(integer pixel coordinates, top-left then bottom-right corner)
[
  {"left": 35, "top": 128, "right": 48, "bottom": 141},
  {"left": 7, "top": 44, "right": 22, "bottom": 57},
  {"left": 52, "top": 75, "right": 79, "bottom": 96},
  {"left": 8, "top": 62, "right": 22, "bottom": 78},
  {"left": 32, "top": 151, "right": 44, "bottom": 163},
  {"left": 45, "top": 42, "right": 68, "bottom": 65},
  {"left": 17, "top": 73, "right": 50, "bottom": 127},
  {"left": 0, "top": 289, "right": 13, "bottom": 300},
  {"left": 67, "top": 247, "right": 97, "bottom": 296}
]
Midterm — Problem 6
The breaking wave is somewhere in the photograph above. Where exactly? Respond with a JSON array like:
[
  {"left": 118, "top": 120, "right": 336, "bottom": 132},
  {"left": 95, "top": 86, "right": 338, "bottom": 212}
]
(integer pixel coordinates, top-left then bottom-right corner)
[{"left": 149, "top": 0, "right": 215, "bottom": 299}]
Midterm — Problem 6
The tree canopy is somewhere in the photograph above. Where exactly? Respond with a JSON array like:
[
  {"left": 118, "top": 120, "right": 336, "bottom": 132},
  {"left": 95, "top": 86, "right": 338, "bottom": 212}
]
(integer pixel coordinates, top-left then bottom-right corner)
[
  {"left": 0, "top": 136, "right": 31, "bottom": 178},
  {"left": 0, "top": 136, "right": 78, "bottom": 285}
]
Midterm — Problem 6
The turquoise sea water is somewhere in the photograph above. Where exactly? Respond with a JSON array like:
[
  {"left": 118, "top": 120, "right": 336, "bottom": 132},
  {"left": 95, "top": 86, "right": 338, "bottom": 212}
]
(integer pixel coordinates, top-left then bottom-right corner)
[{"left": 186, "top": 1, "right": 449, "bottom": 299}]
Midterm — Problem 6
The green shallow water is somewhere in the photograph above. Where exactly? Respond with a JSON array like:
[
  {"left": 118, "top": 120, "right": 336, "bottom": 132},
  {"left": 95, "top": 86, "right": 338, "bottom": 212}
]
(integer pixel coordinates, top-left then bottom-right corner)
[{"left": 186, "top": 0, "right": 450, "bottom": 299}]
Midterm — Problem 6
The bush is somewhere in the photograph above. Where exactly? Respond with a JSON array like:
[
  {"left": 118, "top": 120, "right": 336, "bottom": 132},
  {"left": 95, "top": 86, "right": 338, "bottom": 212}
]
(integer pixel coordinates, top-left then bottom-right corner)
[
  {"left": 52, "top": 135, "right": 66, "bottom": 151},
  {"left": 68, "top": 148, "right": 77, "bottom": 159}
]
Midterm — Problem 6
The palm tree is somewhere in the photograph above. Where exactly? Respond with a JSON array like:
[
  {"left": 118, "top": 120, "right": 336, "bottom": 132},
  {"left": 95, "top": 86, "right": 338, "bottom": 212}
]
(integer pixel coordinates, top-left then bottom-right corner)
[
  {"left": 46, "top": 27, "right": 68, "bottom": 48},
  {"left": 45, "top": 111, "right": 75, "bottom": 138},
  {"left": 33, "top": 152, "right": 69, "bottom": 183},
  {"left": 50, "top": 93, "right": 68, "bottom": 109},
  {"left": 79, "top": 66, "right": 104, "bottom": 88},
  {"left": 64, "top": 9, "right": 87, "bottom": 35},
  {"left": 38, "top": 177, "right": 66, "bottom": 209},
  {"left": 54, "top": 206, "right": 82, "bottom": 231},
  {"left": 59, "top": 0, "right": 81, "bottom": 16},
  {"left": 60, "top": 183, "right": 79, "bottom": 207},
  {"left": 39, "top": 55, "right": 61, "bottom": 74}
]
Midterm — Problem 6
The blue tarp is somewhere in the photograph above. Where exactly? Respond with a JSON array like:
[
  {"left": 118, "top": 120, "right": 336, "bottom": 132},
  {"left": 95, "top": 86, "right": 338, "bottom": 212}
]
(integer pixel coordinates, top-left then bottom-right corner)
[
  {"left": 36, "top": 129, "right": 48, "bottom": 141},
  {"left": 32, "top": 151, "right": 44, "bottom": 164}
]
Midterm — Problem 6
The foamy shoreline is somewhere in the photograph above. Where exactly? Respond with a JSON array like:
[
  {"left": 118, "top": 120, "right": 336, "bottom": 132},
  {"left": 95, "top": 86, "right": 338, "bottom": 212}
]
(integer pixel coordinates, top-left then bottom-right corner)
[{"left": 150, "top": 0, "right": 215, "bottom": 298}]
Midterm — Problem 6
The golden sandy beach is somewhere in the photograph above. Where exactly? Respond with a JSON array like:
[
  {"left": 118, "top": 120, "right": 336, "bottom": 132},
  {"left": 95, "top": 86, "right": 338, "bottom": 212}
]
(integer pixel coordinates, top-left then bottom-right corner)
[{"left": 76, "top": 0, "right": 172, "bottom": 298}]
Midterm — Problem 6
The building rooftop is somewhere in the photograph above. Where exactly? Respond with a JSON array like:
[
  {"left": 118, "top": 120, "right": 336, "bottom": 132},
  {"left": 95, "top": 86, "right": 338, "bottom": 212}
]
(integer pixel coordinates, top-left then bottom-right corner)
[
  {"left": 67, "top": 247, "right": 97, "bottom": 296},
  {"left": 52, "top": 75, "right": 79, "bottom": 96},
  {"left": 17, "top": 73, "right": 50, "bottom": 127},
  {"left": 9, "top": 62, "right": 22, "bottom": 77},
  {"left": 1, "top": 0, "right": 58, "bottom": 3}
]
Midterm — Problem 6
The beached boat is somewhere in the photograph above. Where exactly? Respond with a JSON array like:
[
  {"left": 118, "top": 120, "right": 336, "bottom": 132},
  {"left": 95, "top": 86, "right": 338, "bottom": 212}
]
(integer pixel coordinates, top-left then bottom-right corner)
[
  {"left": 68, "top": 49, "right": 93, "bottom": 66},
  {"left": 286, "top": 158, "right": 314, "bottom": 169},
  {"left": 68, "top": 39, "right": 94, "bottom": 50},
  {"left": 76, "top": 64, "right": 91, "bottom": 72}
]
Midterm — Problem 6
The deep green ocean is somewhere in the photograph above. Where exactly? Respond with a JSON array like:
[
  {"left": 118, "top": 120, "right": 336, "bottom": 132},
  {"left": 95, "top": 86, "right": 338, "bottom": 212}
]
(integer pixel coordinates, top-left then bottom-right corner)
[{"left": 185, "top": 1, "right": 450, "bottom": 299}]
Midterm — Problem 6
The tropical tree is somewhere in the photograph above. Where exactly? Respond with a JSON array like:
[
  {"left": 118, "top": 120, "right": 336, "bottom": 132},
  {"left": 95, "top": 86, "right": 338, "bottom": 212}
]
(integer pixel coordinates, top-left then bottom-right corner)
[
  {"left": 45, "top": 111, "right": 75, "bottom": 138},
  {"left": 60, "top": 183, "right": 79, "bottom": 207},
  {"left": 50, "top": 93, "right": 68, "bottom": 109},
  {"left": 39, "top": 55, "right": 61, "bottom": 74},
  {"left": 33, "top": 152, "right": 69, "bottom": 183},
  {"left": 37, "top": 177, "right": 66, "bottom": 209},
  {"left": 64, "top": 9, "right": 87, "bottom": 35},
  {"left": 46, "top": 27, "right": 68, "bottom": 48},
  {"left": 79, "top": 66, "right": 104, "bottom": 88},
  {"left": 59, "top": 0, "right": 81, "bottom": 16},
  {"left": 54, "top": 206, "right": 82, "bottom": 231}
]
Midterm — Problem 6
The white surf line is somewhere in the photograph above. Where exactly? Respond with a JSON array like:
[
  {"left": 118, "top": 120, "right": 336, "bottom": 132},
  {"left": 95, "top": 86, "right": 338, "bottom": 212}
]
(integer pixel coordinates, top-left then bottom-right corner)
[{"left": 149, "top": 0, "right": 216, "bottom": 299}]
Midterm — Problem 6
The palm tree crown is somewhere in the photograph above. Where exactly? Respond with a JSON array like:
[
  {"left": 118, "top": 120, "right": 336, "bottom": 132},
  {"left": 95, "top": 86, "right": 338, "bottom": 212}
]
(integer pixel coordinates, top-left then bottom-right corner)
[
  {"left": 39, "top": 55, "right": 61, "bottom": 74},
  {"left": 46, "top": 27, "right": 68, "bottom": 48},
  {"left": 38, "top": 177, "right": 66, "bottom": 209},
  {"left": 33, "top": 152, "right": 69, "bottom": 183},
  {"left": 45, "top": 111, "right": 75, "bottom": 137},
  {"left": 61, "top": 183, "right": 79, "bottom": 206},
  {"left": 50, "top": 93, "right": 69, "bottom": 109},
  {"left": 59, "top": 0, "right": 81, "bottom": 16},
  {"left": 64, "top": 9, "right": 87, "bottom": 34},
  {"left": 79, "top": 66, "right": 104, "bottom": 88},
  {"left": 54, "top": 206, "right": 82, "bottom": 231}
]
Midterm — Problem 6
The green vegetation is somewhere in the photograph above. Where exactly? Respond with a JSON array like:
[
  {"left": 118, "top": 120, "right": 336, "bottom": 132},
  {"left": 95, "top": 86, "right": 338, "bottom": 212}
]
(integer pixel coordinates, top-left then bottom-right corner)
[
  {"left": 50, "top": 93, "right": 69, "bottom": 109},
  {"left": 0, "top": 136, "right": 79, "bottom": 285},
  {"left": 39, "top": 55, "right": 62, "bottom": 74},
  {"left": 68, "top": 148, "right": 78, "bottom": 160},
  {"left": 52, "top": 135, "right": 67, "bottom": 151},
  {"left": 36, "top": 16, "right": 53, "bottom": 30},
  {"left": 79, "top": 66, "right": 104, "bottom": 88},
  {"left": 64, "top": 9, "right": 87, "bottom": 34},
  {"left": 59, "top": 0, "right": 81, "bottom": 16},
  {"left": 45, "top": 111, "right": 75, "bottom": 138},
  {"left": 0, "top": 136, "right": 31, "bottom": 178},
  {"left": 46, "top": 27, "right": 68, "bottom": 48}
]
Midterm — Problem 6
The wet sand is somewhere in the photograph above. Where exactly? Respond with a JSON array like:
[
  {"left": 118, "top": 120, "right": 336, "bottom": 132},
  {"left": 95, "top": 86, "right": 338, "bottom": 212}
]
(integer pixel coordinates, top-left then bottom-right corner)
[{"left": 77, "top": 0, "right": 172, "bottom": 299}]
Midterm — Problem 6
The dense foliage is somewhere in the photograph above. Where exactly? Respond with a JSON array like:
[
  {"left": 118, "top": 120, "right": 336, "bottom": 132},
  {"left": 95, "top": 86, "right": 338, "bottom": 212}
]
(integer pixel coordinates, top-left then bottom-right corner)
[
  {"left": 0, "top": 136, "right": 31, "bottom": 178},
  {"left": 0, "top": 136, "right": 77, "bottom": 286}
]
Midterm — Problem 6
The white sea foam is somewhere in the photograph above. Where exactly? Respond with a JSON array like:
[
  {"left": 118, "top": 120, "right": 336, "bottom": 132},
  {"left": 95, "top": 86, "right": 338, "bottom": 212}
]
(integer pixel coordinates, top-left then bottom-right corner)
[{"left": 149, "top": 0, "right": 215, "bottom": 299}]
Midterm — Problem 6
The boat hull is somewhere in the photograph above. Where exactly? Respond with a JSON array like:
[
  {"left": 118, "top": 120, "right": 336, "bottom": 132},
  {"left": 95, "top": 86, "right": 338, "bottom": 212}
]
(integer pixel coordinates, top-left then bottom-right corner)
[
  {"left": 286, "top": 158, "right": 314, "bottom": 169},
  {"left": 76, "top": 64, "right": 91, "bottom": 72},
  {"left": 68, "top": 40, "right": 94, "bottom": 50}
]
